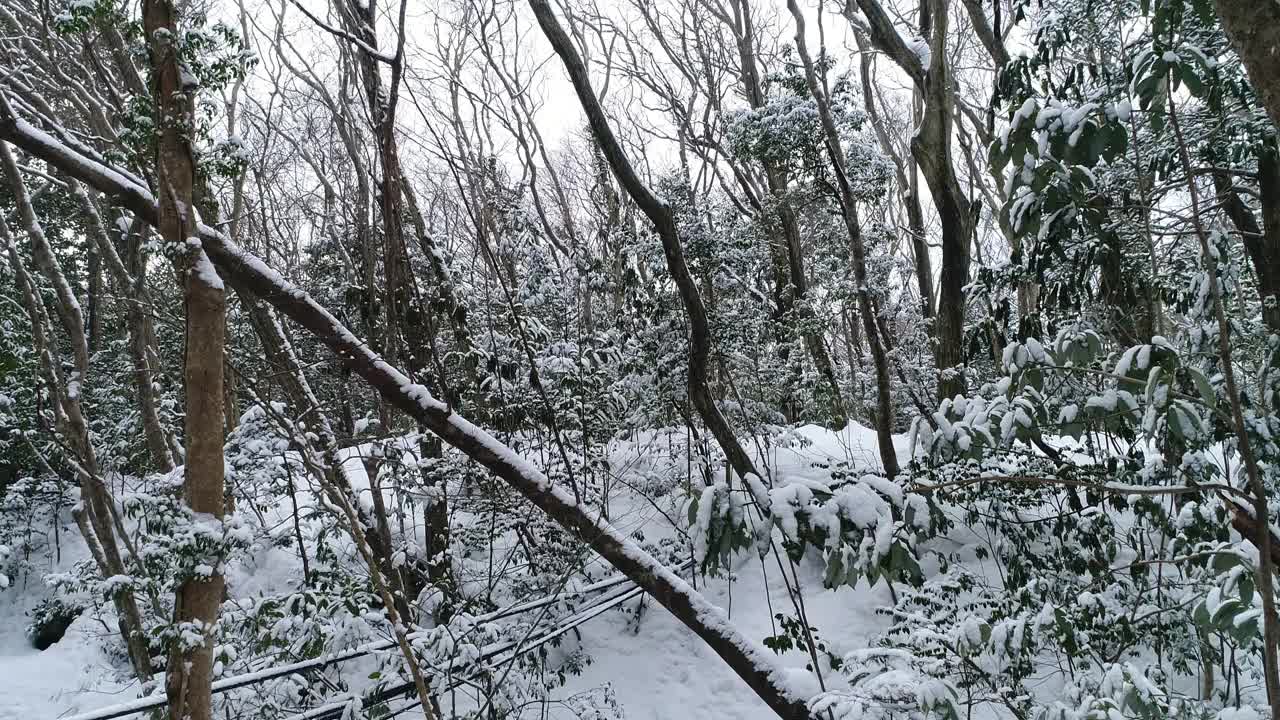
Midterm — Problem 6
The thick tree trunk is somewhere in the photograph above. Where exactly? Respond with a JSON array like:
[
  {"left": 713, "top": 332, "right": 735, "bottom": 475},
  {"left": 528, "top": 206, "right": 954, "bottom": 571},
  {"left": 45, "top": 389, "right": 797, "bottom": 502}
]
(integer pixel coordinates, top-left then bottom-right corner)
[
  {"left": 1215, "top": 0, "right": 1280, "bottom": 135},
  {"left": 1255, "top": 151, "right": 1280, "bottom": 335},
  {"left": 909, "top": 0, "right": 971, "bottom": 402},
  {"left": 1214, "top": 0, "right": 1280, "bottom": 335},
  {"left": 142, "top": 2, "right": 227, "bottom": 718}
]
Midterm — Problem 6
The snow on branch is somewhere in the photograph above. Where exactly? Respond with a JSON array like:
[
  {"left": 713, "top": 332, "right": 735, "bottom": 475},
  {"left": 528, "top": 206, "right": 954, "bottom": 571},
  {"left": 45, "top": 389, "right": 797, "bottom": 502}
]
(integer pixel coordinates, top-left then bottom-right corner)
[
  {"left": 0, "top": 97, "right": 817, "bottom": 720},
  {"left": 286, "top": 0, "right": 397, "bottom": 64}
]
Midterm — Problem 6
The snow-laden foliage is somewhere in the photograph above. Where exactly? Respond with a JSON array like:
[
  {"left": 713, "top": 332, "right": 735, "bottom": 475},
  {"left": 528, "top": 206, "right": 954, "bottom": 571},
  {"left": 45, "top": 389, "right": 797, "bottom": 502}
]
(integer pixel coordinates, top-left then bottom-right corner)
[{"left": 1, "top": 0, "right": 1279, "bottom": 719}]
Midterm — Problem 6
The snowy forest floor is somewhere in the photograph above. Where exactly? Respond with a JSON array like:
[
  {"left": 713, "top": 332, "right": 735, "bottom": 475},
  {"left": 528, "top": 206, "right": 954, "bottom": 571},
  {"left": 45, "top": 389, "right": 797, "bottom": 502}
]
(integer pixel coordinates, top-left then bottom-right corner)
[{"left": 0, "top": 422, "right": 910, "bottom": 720}]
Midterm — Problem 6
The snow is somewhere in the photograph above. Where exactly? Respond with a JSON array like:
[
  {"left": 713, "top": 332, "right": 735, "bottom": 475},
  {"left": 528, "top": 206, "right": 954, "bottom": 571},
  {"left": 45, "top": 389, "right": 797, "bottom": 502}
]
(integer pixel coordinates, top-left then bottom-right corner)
[
  {"left": 0, "top": 619, "right": 134, "bottom": 720},
  {"left": 0, "top": 521, "right": 133, "bottom": 720},
  {"left": 0, "top": 422, "right": 907, "bottom": 720},
  {"left": 187, "top": 239, "right": 224, "bottom": 291},
  {"left": 905, "top": 37, "right": 930, "bottom": 68},
  {"left": 559, "top": 517, "right": 887, "bottom": 719},
  {"left": 6, "top": 118, "right": 154, "bottom": 209}
]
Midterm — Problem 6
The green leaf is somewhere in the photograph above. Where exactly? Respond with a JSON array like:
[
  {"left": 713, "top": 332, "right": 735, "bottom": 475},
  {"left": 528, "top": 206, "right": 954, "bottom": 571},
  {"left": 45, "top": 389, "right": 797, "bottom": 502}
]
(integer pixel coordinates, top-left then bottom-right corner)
[
  {"left": 1054, "top": 607, "right": 1079, "bottom": 655},
  {"left": 1190, "top": 0, "right": 1214, "bottom": 23},
  {"left": 1233, "top": 616, "right": 1260, "bottom": 644},
  {"left": 989, "top": 141, "right": 1010, "bottom": 173},
  {"left": 1168, "top": 405, "right": 1193, "bottom": 441},
  {"left": 1087, "top": 123, "right": 1110, "bottom": 165},
  {"left": 1189, "top": 368, "right": 1217, "bottom": 408},
  {"left": 1214, "top": 551, "right": 1243, "bottom": 572},
  {"left": 1240, "top": 574, "right": 1255, "bottom": 607},
  {"left": 1211, "top": 598, "right": 1241, "bottom": 626},
  {"left": 1181, "top": 65, "right": 1205, "bottom": 98},
  {"left": 824, "top": 553, "right": 844, "bottom": 588},
  {"left": 1136, "top": 71, "right": 1163, "bottom": 111},
  {"left": 1193, "top": 601, "right": 1211, "bottom": 630},
  {"left": 1145, "top": 366, "right": 1165, "bottom": 406},
  {"left": 1102, "top": 123, "right": 1128, "bottom": 163}
]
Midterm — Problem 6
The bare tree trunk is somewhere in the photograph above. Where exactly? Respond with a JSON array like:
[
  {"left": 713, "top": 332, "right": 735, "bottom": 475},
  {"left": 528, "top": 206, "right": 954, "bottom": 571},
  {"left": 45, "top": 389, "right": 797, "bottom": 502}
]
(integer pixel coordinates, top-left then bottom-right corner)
[
  {"left": 1253, "top": 151, "right": 1280, "bottom": 335},
  {"left": 142, "top": 2, "right": 227, "bottom": 718},
  {"left": 1215, "top": 0, "right": 1280, "bottom": 135},
  {"left": 1213, "top": 0, "right": 1280, "bottom": 333},
  {"left": 71, "top": 189, "right": 178, "bottom": 473},
  {"left": 847, "top": 0, "right": 973, "bottom": 402},
  {"left": 786, "top": 0, "right": 899, "bottom": 480},
  {"left": 86, "top": 238, "right": 102, "bottom": 353},
  {"left": 1169, "top": 91, "right": 1280, "bottom": 720},
  {"left": 527, "top": 0, "right": 764, "bottom": 484},
  {"left": 853, "top": 29, "right": 935, "bottom": 325},
  {"left": 1215, "top": 160, "right": 1280, "bottom": 335},
  {"left": 0, "top": 158, "right": 153, "bottom": 681},
  {"left": 339, "top": 0, "right": 447, "bottom": 627}
]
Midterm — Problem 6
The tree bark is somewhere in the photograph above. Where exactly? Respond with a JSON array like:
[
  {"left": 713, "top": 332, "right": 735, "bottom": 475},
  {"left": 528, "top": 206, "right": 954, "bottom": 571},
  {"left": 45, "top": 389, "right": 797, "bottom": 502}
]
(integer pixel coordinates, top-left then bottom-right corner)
[
  {"left": 527, "top": 0, "right": 765, "bottom": 485},
  {"left": 141, "top": 2, "right": 227, "bottom": 718},
  {"left": 1215, "top": 0, "right": 1280, "bottom": 135},
  {"left": 71, "top": 189, "right": 178, "bottom": 473},
  {"left": 339, "top": 0, "right": 449, "bottom": 627},
  {"left": 0, "top": 157, "right": 153, "bottom": 682},
  {"left": 1214, "top": 0, "right": 1280, "bottom": 334},
  {"left": 847, "top": 0, "right": 973, "bottom": 402},
  {"left": 1213, "top": 164, "right": 1280, "bottom": 334},
  {"left": 854, "top": 29, "right": 935, "bottom": 325}
]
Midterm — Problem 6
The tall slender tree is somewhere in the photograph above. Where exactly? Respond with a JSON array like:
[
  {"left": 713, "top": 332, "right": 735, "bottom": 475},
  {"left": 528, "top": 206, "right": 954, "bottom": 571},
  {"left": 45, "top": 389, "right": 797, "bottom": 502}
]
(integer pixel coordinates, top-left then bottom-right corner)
[{"left": 142, "top": 2, "right": 228, "bottom": 718}]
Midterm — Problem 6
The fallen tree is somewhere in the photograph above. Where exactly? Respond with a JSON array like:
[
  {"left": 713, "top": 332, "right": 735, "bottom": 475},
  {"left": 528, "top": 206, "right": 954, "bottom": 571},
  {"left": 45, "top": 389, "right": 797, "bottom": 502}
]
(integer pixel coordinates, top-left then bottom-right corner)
[{"left": 0, "top": 96, "right": 814, "bottom": 720}]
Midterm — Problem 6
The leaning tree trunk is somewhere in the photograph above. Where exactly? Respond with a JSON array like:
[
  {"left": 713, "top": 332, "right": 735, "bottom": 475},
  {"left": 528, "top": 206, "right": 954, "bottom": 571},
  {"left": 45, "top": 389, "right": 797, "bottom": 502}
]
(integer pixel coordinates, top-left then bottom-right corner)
[
  {"left": 787, "top": 0, "right": 899, "bottom": 480},
  {"left": 0, "top": 106, "right": 817, "bottom": 720},
  {"left": 142, "top": 3, "right": 227, "bottom": 719},
  {"left": 526, "top": 0, "right": 765, "bottom": 487}
]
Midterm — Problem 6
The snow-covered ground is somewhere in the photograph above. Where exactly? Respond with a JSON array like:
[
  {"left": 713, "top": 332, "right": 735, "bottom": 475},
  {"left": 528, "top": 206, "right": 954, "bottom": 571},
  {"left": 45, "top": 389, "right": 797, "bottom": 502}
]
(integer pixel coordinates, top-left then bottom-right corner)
[
  {"left": 0, "top": 422, "right": 908, "bottom": 720},
  {"left": 561, "top": 548, "right": 889, "bottom": 719},
  {"left": 0, "top": 520, "right": 130, "bottom": 720},
  {"left": 560, "top": 422, "right": 902, "bottom": 719}
]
